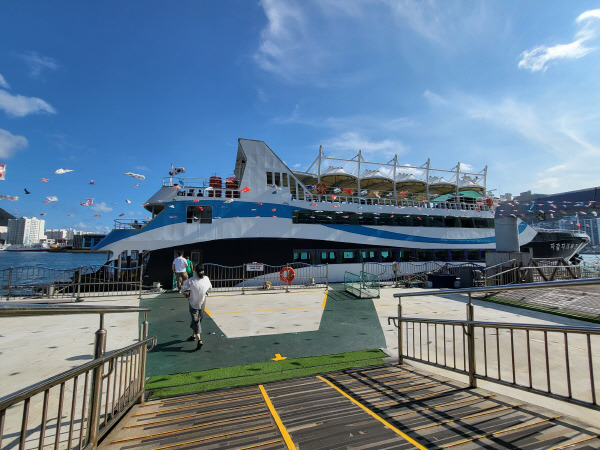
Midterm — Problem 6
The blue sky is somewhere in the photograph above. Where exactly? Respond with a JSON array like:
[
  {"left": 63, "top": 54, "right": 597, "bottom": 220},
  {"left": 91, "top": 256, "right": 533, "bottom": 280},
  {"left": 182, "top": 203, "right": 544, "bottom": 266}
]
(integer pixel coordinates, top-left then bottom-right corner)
[{"left": 1, "top": 1, "right": 600, "bottom": 233}]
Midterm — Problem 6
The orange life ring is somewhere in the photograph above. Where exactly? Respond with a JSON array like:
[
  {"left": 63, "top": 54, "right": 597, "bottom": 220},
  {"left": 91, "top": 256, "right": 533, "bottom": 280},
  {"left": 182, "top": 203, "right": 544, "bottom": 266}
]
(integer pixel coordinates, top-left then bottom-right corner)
[
  {"left": 280, "top": 266, "right": 295, "bottom": 283},
  {"left": 315, "top": 183, "right": 327, "bottom": 194}
]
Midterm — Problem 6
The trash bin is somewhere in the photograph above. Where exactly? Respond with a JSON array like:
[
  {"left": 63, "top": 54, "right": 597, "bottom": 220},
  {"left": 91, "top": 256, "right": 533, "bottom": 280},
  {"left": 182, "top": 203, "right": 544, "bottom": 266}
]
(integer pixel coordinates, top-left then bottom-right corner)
[{"left": 427, "top": 273, "right": 456, "bottom": 289}]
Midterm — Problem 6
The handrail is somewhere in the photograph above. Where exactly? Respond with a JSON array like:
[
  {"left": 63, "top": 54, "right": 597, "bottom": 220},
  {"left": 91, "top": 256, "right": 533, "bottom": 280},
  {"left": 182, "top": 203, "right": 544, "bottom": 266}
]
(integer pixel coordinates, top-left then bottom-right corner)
[
  {"left": 390, "top": 278, "right": 600, "bottom": 412},
  {"left": 0, "top": 337, "right": 156, "bottom": 409},
  {"left": 0, "top": 304, "right": 150, "bottom": 317},
  {"left": 0, "top": 305, "right": 155, "bottom": 449},
  {"left": 394, "top": 277, "right": 600, "bottom": 298}
]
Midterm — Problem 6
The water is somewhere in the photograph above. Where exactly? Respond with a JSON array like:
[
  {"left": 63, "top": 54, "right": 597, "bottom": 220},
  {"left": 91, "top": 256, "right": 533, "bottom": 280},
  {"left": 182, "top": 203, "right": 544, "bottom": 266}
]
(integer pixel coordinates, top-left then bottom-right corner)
[{"left": 0, "top": 251, "right": 107, "bottom": 271}]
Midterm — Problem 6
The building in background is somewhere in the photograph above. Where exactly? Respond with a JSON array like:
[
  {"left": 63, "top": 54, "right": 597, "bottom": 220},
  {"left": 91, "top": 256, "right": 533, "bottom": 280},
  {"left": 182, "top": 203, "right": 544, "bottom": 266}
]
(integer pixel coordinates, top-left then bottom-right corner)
[
  {"left": 0, "top": 208, "right": 16, "bottom": 244},
  {"left": 46, "top": 228, "right": 76, "bottom": 246},
  {"left": 72, "top": 232, "right": 107, "bottom": 250},
  {"left": 7, "top": 217, "right": 45, "bottom": 245}
]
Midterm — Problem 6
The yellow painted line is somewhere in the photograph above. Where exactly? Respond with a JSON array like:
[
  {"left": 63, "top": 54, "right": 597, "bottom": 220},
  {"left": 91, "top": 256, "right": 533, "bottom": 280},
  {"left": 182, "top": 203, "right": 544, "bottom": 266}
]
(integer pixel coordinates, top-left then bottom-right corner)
[
  {"left": 259, "top": 384, "right": 295, "bottom": 450},
  {"left": 208, "top": 306, "right": 322, "bottom": 315},
  {"left": 204, "top": 308, "right": 211, "bottom": 315},
  {"left": 317, "top": 375, "right": 428, "bottom": 450},
  {"left": 412, "top": 404, "right": 524, "bottom": 431},
  {"left": 151, "top": 424, "right": 274, "bottom": 450},
  {"left": 441, "top": 416, "right": 561, "bottom": 448},
  {"left": 322, "top": 291, "right": 327, "bottom": 308},
  {"left": 546, "top": 434, "right": 600, "bottom": 450}
]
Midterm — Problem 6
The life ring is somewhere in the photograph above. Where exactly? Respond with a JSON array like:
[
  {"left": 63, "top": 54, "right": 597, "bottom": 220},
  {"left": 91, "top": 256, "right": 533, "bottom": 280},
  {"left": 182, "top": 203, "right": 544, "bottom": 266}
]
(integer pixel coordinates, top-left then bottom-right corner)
[
  {"left": 315, "top": 183, "right": 327, "bottom": 194},
  {"left": 280, "top": 266, "right": 295, "bottom": 283},
  {"left": 485, "top": 198, "right": 493, "bottom": 207}
]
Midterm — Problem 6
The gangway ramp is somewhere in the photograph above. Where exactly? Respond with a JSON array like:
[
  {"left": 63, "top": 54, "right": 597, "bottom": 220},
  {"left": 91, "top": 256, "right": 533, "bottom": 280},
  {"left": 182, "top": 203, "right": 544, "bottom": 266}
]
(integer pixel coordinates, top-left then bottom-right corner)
[{"left": 101, "top": 364, "right": 600, "bottom": 449}]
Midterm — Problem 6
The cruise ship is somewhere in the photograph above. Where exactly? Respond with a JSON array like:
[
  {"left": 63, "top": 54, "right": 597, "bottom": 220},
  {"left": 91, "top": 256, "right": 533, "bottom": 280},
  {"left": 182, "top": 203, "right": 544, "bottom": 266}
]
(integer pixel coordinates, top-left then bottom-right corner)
[{"left": 93, "top": 139, "right": 588, "bottom": 287}]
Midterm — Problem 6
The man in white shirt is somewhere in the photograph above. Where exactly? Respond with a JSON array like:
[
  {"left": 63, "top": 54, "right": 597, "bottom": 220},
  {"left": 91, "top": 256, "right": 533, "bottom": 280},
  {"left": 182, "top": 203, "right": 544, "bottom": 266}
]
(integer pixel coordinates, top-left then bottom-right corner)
[
  {"left": 180, "top": 265, "right": 212, "bottom": 351},
  {"left": 172, "top": 251, "right": 189, "bottom": 291}
]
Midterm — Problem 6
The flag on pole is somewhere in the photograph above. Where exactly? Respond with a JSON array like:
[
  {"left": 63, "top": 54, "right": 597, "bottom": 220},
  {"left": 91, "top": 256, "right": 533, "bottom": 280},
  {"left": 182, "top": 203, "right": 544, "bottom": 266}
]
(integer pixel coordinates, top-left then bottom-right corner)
[{"left": 0, "top": 164, "right": 6, "bottom": 180}]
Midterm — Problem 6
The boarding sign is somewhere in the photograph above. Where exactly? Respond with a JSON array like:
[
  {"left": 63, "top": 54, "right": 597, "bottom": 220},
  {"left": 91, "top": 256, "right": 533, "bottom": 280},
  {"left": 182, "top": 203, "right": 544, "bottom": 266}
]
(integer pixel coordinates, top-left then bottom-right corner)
[{"left": 246, "top": 263, "right": 264, "bottom": 272}]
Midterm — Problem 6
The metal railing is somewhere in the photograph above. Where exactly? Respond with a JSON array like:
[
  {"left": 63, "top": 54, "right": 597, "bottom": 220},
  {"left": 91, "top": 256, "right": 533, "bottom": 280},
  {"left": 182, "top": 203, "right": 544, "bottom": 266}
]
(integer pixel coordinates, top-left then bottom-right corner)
[
  {"left": 344, "top": 271, "right": 380, "bottom": 298},
  {"left": 0, "top": 304, "right": 156, "bottom": 450},
  {"left": 204, "top": 262, "right": 328, "bottom": 292},
  {"left": 388, "top": 278, "right": 600, "bottom": 411},
  {"left": 483, "top": 258, "right": 590, "bottom": 286},
  {"left": 0, "top": 265, "right": 144, "bottom": 301},
  {"left": 363, "top": 261, "right": 484, "bottom": 287}
]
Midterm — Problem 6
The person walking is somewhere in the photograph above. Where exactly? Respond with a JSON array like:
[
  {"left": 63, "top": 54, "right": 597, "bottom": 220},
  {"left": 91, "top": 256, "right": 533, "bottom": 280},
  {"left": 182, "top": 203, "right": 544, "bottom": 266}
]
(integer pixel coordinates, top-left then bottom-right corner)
[
  {"left": 180, "top": 265, "right": 212, "bottom": 351},
  {"left": 172, "top": 251, "right": 188, "bottom": 291},
  {"left": 185, "top": 255, "right": 193, "bottom": 278}
]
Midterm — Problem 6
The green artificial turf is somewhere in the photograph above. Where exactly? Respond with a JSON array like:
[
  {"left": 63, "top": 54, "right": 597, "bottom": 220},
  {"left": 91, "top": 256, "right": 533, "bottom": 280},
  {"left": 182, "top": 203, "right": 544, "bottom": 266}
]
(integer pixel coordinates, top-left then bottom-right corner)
[{"left": 146, "top": 349, "right": 388, "bottom": 399}]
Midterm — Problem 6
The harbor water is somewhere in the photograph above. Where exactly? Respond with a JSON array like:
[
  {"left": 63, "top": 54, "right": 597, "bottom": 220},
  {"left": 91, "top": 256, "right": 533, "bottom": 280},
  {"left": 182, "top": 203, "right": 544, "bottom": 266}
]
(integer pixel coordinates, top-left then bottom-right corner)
[{"left": 0, "top": 251, "right": 107, "bottom": 271}]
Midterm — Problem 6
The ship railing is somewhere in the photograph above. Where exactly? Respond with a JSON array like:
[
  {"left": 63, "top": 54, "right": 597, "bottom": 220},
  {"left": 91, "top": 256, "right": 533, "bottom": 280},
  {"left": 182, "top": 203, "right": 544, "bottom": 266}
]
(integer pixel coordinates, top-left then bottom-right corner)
[
  {"left": 0, "top": 304, "right": 156, "bottom": 450},
  {"left": 388, "top": 278, "right": 600, "bottom": 412},
  {"left": 363, "top": 261, "right": 484, "bottom": 288},
  {"left": 0, "top": 265, "right": 144, "bottom": 301},
  {"left": 483, "top": 258, "right": 592, "bottom": 286},
  {"left": 302, "top": 193, "right": 492, "bottom": 212},
  {"left": 203, "top": 262, "right": 328, "bottom": 293},
  {"left": 113, "top": 219, "right": 148, "bottom": 230}
]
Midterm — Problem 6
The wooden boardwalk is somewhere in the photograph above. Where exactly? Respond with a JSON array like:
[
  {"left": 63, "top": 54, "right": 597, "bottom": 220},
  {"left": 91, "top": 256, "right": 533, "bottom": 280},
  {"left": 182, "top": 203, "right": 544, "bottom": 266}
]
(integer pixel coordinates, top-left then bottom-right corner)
[{"left": 101, "top": 364, "right": 600, "bottom": 449}]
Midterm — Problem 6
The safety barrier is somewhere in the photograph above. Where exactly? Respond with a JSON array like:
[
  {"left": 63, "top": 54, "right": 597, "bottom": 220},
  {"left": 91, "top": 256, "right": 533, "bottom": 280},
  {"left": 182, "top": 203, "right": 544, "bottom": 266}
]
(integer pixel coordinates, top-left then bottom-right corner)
[
  {"left": 388, "top": 278, "right": 600, "bottom": 411},
  {"left": 363, "top": 261, "right": 483, "bottom": 287},
  {"left": 203, "top": 262, "right": 328, "bottom": 293},
  {"left": 0, "top": 265, "right": 143, "bottom": 301},
  {"left": 344, "top": 271, "right": 380, "bottom": 298},
  {"left": 0, "top": 304, "right": 156, "bottom": 450}
]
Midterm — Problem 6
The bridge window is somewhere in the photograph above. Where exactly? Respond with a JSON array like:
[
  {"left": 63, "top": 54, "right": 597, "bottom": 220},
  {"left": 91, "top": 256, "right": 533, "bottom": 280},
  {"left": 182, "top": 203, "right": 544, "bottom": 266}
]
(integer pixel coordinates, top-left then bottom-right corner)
[{"left": 186, "top": 205, "right": 212, "bottom": 224}]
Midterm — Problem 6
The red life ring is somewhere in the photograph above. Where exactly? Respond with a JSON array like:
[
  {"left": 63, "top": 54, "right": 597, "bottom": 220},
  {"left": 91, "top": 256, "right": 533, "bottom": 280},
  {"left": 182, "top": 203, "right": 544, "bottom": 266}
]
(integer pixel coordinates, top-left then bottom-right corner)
[
  {"left": 280, "top": 266, "right": 295, "bottom": 283},
  {"left": 315, "top": 183, "right": 327, "bottom": 194},
  {"left": 485, "top": 198, "right": 493, "bottom": 206}
]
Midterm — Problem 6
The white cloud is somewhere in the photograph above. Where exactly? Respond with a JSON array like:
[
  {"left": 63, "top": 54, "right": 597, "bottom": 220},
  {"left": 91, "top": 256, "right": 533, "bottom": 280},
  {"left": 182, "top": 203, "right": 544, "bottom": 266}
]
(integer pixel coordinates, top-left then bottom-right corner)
[
  {"left": 0, "top": 75, "right": 9, "bottom": 89},
  {"left": 91, "top": 202, "right": 113, "bottom": 213},
  {"left": 321, "top": 131, "right": 406, "bottom": 160},
  {"left": 423, "top": 90, "right": 448, "bottom": 106},
  {"left": 0, "top": 89, "right": 56, "bottom": 117},
  {"left": 21, "top": 52, "right": 59, "bottom": 78},
  {"left": 0, "top": 129, "right": 28, "bottom": 158},
  {"left": 518, "top": 8, "right": 600, "bottom": 72}
]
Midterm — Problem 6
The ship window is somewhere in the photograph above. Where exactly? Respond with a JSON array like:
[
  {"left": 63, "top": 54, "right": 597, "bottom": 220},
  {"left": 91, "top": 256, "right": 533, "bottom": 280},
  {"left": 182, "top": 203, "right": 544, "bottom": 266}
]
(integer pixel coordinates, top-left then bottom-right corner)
[
  {"left": 186, "top": 205, "right": 212, "bottom": 224},
  {"left": 294, "top": 250, "right": 313, "bottom": 264},
  {"left": 361, "top": 250, "right": 378, "bottom": 262},
  {"left": 430, "top": 216, "right": 445, "bottom": 227},
  {"left": 444, "top": 216, "right": 459, "bottom": 227},
  {"left": 380, "top": 250, "right": 395, "bottom": 262},
  {"left": 473, "top": 218, "right": 489, "bottom": 228},
  {"left": 274, "top": 173, "right": 281, "bottom": 187},
  {"left": 433, "top": 250, "right": 449, "bottom": 261},
  {"left": 319, "top": 251, "right": 337, "bottom": 264},
  {"left": 466, "top": 250, "right": 481, "bottom": 261},
  {"left": 451, "top": 250, "right": 465, "bottom": 261},
  {"left": 190, "top": 251, "right": 202, "bottom": 265},
  {"left": 415, "top": 249, "right": 432, "bottom": 261},
  {"left": 397, "top": 215, "right": 412, "bottom": 226},
  {"left": 413, "top": 215, "right": 426, "bottom": 226},
  {"left": 459, "top": 217, "right": 475, "bottom": 228},
  {"left": 341, "top": 250, "right": 358, "bottom": 263},
  {"left": 399, "top": 250, "right": 412, "bottom": 261},
  {"left": 282, "top": 173, "right": 288, "bottom": 187}
]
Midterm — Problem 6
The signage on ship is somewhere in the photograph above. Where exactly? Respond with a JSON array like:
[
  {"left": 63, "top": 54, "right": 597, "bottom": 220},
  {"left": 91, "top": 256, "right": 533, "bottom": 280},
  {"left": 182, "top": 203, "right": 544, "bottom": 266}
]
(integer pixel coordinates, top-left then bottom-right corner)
[
  {"left": 246, "top": 263, "right": 265, "bottom": 271},
  {"left": 550, "top": 242, "right": 577, "bottom": 251}
]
